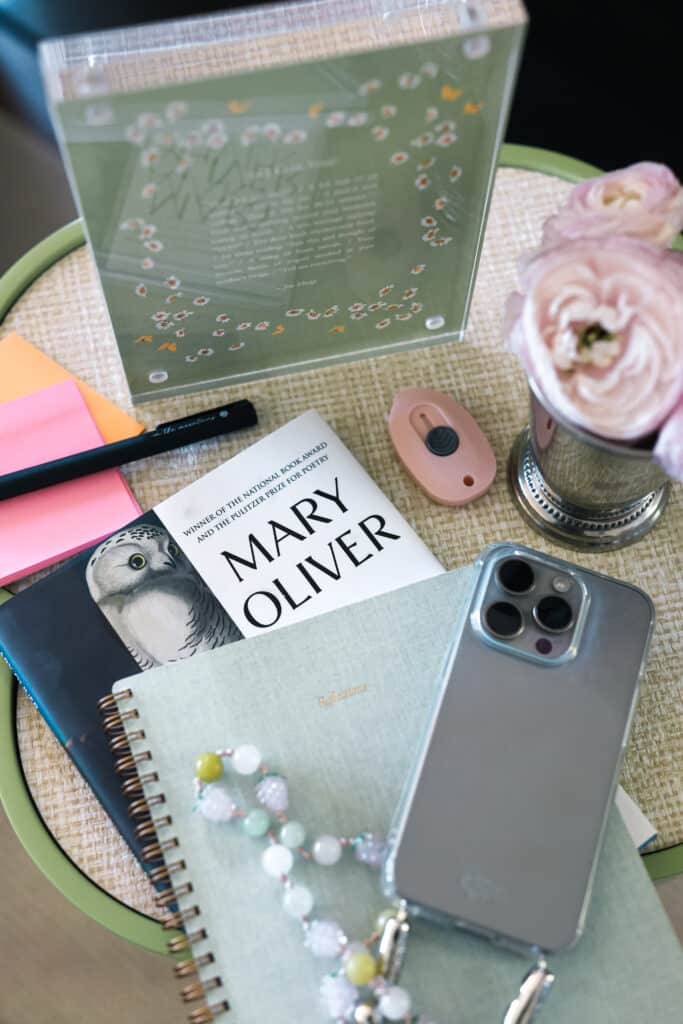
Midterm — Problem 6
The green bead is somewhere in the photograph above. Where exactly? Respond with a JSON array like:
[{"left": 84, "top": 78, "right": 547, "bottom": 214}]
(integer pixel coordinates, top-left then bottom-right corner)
[
  {"left": 280, "top": 821, "right": 306, "bottom": 849},
  {"left": 243, "top": 808, "right": 270, "bottom": 837},
  {"left": 375, "top": 907, "right": 397, "bottom": 932},
  {"left": 345, "top": 950, "right": 377, "bottom": 986},
  {"left": 195, "top": 751, "right": 223, "bottom": 783}
]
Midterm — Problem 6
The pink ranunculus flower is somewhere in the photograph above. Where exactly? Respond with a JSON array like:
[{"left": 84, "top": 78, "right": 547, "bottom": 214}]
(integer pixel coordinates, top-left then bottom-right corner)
[
  {"left": 654, "top": 401, "right": 683, "bottom": 481},
  {"left": 504, "top": 236, "right": 683, "bottom": 441},
  {"left": 542, "top": 162, "right": 683, "bottom": 249}
]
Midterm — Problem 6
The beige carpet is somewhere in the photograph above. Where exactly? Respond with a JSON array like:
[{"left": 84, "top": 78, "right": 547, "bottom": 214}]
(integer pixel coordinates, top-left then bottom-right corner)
[
  {"left": 0, "top": 804, "right": 680, "bottom": 1024},
  {"left": 0, "top": 806, "right": 181, "bottom": 1024}
]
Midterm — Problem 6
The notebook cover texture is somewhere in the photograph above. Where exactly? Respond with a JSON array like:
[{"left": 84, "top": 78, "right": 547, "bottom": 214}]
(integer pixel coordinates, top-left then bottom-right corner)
[{"left": 114, "top": 568, "right": 683, "bottom": 1023}]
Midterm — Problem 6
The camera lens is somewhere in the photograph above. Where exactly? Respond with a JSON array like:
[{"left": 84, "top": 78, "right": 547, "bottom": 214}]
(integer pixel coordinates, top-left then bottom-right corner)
[
  {"left": 534, "top": 595, "right": 573, "bottom": 633},
  {"left": 485, "top": 601, "right": 523, "bottom": 639},
  {"left": 497, "top": 558, "right": 535, "bottom": 595}
]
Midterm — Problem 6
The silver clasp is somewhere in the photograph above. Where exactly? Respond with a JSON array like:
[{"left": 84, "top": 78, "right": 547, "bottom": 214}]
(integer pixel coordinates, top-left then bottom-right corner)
[
  {"left": 377, "top": 901, "right": 410, "bottom": 984},
  {"left": 502, "top": 958, "right": 555, "bottom": 1024}
]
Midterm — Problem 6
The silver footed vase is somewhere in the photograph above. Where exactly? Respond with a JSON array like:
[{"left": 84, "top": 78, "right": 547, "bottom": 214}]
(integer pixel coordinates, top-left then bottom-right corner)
[{"left": 508, "top": 380, "right": 670, "bottom": 550}]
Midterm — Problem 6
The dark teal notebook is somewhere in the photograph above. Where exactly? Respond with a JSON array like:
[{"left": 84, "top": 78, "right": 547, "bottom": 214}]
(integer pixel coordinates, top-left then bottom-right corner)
[{"left": 113, "top": 569, "right": 683, "bottom": 1023}]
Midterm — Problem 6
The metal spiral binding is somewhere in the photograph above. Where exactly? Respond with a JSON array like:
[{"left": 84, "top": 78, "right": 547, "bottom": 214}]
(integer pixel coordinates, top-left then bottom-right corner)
[
  {"left": 148, "top": 858, "right": 186, "bottom": 885},
  {"left": 154, "top": 881, "right": 193, "bottom": 906},
  {"left": 121, "top": 770, "right": 160, "bottom": 798},
  {"left": 136, "top": 815, "right": 173, "bottom": 840},
  {"left": 163, "top": 905, "right": 201, "bottom": 929},
  {"left": 101, "top": 707, "right": 139, "bottom": 731},
  {"left": 189, "top": 1003, "right": 230, "bottom": 1024},
  {"left": 140, "top": 837, "right": 180, "bottom": 863},
  {"left": 99, "top": 688, "right": 228, "bottom": 1022},
  {"left": 129, "top": 793, "right": 165, "bottom": 818},
  {"left": 109, "top": 729, "right": 146, "bottom": 753},
  {"left": 181, "top": 977, "right": 222, "bottom": 1003},
  {"left": 114, "top": 750, "right": 153, "bottom": 774},
  {"left": 97, "top": 690, "right": 134, "bottom": 712},
  {"left": 174, "top": 953, "right": 215, "bottom": 979},
  {"left": 168, "top": 928, "right": 207, "bottom": 953}
]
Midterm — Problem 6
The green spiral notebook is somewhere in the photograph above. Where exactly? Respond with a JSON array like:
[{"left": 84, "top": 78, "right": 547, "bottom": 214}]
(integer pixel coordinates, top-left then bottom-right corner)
[{"left": 111, "top": 568, "right": 683, "bottom": 1023}]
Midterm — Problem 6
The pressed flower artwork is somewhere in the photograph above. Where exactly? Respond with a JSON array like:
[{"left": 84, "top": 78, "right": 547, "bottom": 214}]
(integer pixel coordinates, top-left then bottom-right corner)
[{"left": 57, "top": 18, "right": 523, "bottom": 397}]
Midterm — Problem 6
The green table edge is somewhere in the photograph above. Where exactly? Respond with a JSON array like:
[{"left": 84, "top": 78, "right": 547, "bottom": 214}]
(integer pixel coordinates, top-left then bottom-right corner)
[
  {"left": 643, "top": 843, "right": 683, "bottom": 881},
  {"left": 0, "top": 145, "right": 680, "bottom": 957},
  {"left": 0, "top": 592, "right": 177, "bottom": 956},
  {"left": 0, "top": 220, "right": 84, "bottom": 323}
]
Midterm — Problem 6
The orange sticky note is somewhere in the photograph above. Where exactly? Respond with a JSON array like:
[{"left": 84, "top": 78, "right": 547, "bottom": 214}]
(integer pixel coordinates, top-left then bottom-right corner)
[{"left": 0, "top": 333, "right": 144, "bottom": 443}]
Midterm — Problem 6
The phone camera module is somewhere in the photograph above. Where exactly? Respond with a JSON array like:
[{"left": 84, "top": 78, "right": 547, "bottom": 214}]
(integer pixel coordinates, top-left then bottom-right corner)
[
  {"left": 484, "top": 601, "right": 524, "bottom": 639},
  {"left": 497, "top": 558, "right": 535, "bottom": 595},
  {"left": 534, "top": 595, "right": 573, "bottom": 633},
  {"left": 552, "top": 575, "right": 573, "bottom": 594}
]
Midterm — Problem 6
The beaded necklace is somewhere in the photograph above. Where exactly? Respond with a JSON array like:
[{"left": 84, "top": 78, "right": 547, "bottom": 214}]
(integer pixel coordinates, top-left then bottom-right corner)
[{"left": 194, "top": 746, "right": 554, "bottom": 1024}]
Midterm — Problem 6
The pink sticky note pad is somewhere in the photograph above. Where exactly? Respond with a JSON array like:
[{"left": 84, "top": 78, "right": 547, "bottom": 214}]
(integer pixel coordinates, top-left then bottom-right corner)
[{"left": 0, "top": 380, "right": 141, "bottom": 584}]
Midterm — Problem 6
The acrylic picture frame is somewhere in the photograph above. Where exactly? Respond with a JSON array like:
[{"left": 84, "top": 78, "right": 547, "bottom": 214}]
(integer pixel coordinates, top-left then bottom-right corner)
[{"left": 40, "top": 0, "right": 527, "bottom": 401}]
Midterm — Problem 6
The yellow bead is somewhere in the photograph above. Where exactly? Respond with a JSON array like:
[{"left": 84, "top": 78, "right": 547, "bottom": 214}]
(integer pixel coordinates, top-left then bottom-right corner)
[
  {"left": 195, "top": 751, "right": 223, "bottom": 782},
  {"left": 345, "top": 950, "right": 376, "bottom": 986}
]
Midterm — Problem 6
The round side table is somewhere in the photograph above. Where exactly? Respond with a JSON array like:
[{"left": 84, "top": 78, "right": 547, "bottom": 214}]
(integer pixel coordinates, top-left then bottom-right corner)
[{"left": 1, "top": 146, "right": 681, "bottom": 958}]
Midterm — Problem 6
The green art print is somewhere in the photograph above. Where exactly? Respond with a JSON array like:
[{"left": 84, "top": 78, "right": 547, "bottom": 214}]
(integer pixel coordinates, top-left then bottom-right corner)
[{"left": 55, "top": 29, "right": 523, "bottom": 401}]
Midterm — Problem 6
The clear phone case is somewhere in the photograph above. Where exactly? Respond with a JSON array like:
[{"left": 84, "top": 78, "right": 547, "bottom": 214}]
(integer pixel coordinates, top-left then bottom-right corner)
[{"left": 384, "top": 543, "right": 654, "bottom": 953}]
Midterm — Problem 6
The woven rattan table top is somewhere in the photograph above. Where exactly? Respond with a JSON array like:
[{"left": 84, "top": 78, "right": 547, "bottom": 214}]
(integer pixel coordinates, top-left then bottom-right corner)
[{"left": 5, "top": 164, "right": 682, "bottom": 920}]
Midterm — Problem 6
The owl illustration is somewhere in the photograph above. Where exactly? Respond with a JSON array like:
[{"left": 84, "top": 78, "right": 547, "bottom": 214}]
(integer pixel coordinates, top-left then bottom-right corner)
[{"left": 85, "top": 523, "right": 241, "bottom": 670}]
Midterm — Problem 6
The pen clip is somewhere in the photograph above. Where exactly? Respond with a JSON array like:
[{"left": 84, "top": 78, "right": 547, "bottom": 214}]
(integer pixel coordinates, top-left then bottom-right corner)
[{"left": 157, "top": 400, "right": 255, "bottom": 432}]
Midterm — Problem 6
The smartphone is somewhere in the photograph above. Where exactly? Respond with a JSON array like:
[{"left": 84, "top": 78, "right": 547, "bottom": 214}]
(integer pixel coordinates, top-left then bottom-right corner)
[{"left": 384, "top": 542, "right": 655, "bottom": 953}]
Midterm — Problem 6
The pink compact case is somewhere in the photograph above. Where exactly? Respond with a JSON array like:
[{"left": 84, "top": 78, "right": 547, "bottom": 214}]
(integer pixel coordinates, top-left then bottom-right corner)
[{"left": 388, "top": 388, "right": 496, "bottom": 506}]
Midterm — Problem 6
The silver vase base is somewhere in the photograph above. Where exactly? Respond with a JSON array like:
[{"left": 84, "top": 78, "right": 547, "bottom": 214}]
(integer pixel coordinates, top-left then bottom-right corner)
[{"left": 508, "top": 429, "right": 670, "bottom": 551}]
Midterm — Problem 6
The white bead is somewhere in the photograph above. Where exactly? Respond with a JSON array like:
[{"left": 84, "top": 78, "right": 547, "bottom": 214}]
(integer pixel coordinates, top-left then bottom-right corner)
[
  {"left": 197, "top": 783, "right": 236, "bottom": 822},
  {"left": 233, "top": 744, "right": 261, "bottom": 775},
  {"left": 283, "top": 884, "right": 314, "bottom": 918},
  {"left": 256, "top": 774, "right": 289, "bottom": 813},
  {"left": 280, "top": 821, "right": 306, "bottom": 848},
  {"left": 379, "top": 985, "right": 412, "bottom": 1021},
  {"left": 320, "top": 974, "right": 358, "bottom": 1020},
  {"left": 261, "top": 843, "right": 293, "bottom": 878},
  {"left": 304, "top": 919, "right": 346, "bottom": 958},
  {"left": 312, "top": 834, "right": 343, "bottom": 866}
]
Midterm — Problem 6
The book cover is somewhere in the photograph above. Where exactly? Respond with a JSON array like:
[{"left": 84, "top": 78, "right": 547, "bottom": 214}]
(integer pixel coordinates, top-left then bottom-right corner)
[
  {"left": 0, "top": 411, "right": 439, "bottom": 859},
  {"left": 111, "top": 568, "right": 683, "bottom": 1023}
]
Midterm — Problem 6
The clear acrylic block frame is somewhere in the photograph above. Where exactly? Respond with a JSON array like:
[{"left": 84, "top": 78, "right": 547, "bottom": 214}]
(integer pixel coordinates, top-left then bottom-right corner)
[{"left": 41, "top": 0, "right": 527, "bottom": 402}]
